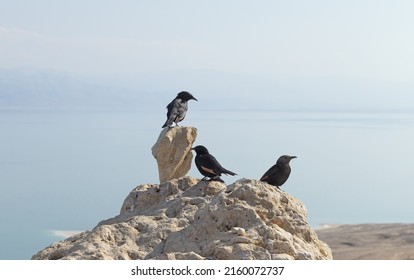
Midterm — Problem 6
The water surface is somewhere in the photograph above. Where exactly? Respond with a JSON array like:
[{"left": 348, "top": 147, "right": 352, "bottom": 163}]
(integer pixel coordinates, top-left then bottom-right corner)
[{"left": 1, "top": 109, "right": 413, "bottom": 259}]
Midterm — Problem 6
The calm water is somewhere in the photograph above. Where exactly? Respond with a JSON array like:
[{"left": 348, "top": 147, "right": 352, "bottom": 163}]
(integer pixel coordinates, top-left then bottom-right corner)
[{"left": 1, "top": 108, "right": 414, "bottom": 259}]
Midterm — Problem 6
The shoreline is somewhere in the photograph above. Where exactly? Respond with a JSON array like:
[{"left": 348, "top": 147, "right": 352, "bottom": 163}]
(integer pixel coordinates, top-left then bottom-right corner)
[
  {"left": 315, "top": 223, "right": 414, "bottom": 260},
  {"left": 49, "top": 230, "right": 83, "bottom": 239}
]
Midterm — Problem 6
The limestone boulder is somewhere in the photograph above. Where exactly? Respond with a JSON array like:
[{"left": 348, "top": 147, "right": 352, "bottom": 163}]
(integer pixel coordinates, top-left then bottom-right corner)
[
  {"left": 32, "top": 177, "right": 332, "bottom": 260},
  {"left": 151, "top": 126, "right": 197, "bottom": 183}
]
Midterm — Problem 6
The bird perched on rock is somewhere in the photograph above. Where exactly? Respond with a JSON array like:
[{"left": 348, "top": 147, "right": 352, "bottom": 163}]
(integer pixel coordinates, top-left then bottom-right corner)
[
  {"left": 260, "top": 155, "right": 297, "bottom": 189},
  {"left": 192, "top": 145, "right": 237, "bottom": 183},
  {"left": 162, "top": 91, "right": 198, "bottom": 128}
]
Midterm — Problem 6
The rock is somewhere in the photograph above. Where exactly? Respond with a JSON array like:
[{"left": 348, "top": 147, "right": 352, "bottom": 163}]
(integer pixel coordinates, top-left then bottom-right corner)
[
  {"left": 151, "top": 126, "right": 197, "bottom": 183},
  {"left": 32, "top": 177, "right": 332, "bottom": 260}
]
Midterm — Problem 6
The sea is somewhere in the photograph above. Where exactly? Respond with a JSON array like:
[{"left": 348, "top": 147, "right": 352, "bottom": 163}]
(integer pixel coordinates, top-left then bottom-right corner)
[{"left": 1, "top": 107, "right": 414, "bottom": 259}]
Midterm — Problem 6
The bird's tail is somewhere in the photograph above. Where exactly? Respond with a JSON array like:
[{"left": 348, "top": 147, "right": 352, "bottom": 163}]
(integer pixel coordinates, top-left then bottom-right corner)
[
  {"left": 222, "top": 168, "right": 237, "bottom": 176},
  {"left": 259, "top": 175, "right": 268, "bottom": 181},
  {"left": 162, "top": 115, "right": 175, "bottom": 128},
  {"left": 162, "top": 119, "right": 172, "bottom": 128}
]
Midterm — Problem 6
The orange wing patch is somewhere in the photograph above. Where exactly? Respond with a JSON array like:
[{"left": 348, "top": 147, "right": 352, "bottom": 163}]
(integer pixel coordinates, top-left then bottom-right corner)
[{"left": 201, "top": 166, "right": 217, "bottom": 175}]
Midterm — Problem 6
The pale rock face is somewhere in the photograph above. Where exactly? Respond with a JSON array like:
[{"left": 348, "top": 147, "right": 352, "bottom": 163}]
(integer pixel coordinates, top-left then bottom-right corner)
[
  {"left": 151, "top": 126, "right": 197, "bottom": 183},
  {"left": 32, "top": 177, "right": 332, "bottom": 260}
]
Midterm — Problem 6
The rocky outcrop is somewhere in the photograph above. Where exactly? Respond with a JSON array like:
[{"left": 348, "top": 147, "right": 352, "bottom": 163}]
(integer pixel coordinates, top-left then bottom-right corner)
[
  {"left": 151, "top": 126, "right": 197, "bottom": 183},
  {"left": 32, "top": 177, "right": 332, "bottom": 260}
]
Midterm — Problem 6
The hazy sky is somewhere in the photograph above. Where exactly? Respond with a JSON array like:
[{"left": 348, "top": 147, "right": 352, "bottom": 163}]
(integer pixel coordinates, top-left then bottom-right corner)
[{"left": 1, "top": 1, "right": 414, "bottom": 108}]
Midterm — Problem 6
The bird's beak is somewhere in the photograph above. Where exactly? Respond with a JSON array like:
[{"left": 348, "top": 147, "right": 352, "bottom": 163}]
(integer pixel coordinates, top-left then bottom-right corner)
[
  {"left": 192, "top": 97, "right": 198, "bottom": 101},
  {"left": 290, "top": 156, "right": 297, "bottom": 159}
]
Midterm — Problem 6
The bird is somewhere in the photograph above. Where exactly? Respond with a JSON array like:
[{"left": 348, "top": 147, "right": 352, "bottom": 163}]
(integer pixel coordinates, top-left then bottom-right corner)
[
  {"left": 191, "top": 145, "right": 237, "bottom": 183},
  {"left": 260, "top": 155, "right": 297, "bottom": 189},
  {"left": 162, "top": 91, "right": 198, "bottom": 128}
]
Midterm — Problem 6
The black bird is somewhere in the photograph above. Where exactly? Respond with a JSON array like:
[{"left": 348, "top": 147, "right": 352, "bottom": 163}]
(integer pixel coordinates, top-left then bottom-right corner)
[
  {"left": 192, "top": 145, "right": 237, "bottom": 183},
  {"left": 260, "top": 155, "right": 297, "bottom": 189},
  {"left": 162, "top": 91, "right": 198, "bottom": 128}
]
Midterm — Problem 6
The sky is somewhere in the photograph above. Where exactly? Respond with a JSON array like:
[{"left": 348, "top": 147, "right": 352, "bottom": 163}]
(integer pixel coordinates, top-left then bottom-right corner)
[{"left": 1, "top": 1, "right": 414, "bottom": 90}]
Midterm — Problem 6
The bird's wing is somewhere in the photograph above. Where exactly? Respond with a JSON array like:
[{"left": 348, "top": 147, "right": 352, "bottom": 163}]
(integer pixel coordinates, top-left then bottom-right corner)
[
  {"left": 166, "top": 99, "right": 180, "bottom": 118},
  {"left": 199, "top": 154, "right": 224, "bottom": 176},
  {"left": 260, "top": 164, "right": 278, "bottom": 181},
  {"left": 162, "top": 99, "right": 180, "bottom": 127}
]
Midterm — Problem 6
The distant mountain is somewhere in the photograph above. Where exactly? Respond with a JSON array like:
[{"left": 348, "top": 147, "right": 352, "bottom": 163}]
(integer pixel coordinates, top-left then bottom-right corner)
[
  {"left": 0, "top": 68, "right": 147, "bottom": 109},
  {"left": 0, "top": 68, "right": 256, "bottom": 111},
  {"left": 0, "top": 68, "right": 270, "bottom": 111},
  {"left": 2, "top": 67, "right": 411, "bottom": 112}
]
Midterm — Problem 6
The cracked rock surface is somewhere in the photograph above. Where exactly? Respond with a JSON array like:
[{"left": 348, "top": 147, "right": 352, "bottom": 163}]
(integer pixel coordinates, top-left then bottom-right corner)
[{"left": 32, "top": 177, "right": 332, "bottom": 260}]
